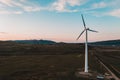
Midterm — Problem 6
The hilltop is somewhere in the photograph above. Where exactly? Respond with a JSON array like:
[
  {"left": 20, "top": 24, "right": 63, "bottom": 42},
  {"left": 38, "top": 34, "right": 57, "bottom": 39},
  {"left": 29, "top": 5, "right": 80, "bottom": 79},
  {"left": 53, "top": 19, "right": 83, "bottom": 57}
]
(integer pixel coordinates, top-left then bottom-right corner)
[
  {"left": 90, "top": 39, "right": 120, "bottom": 46},
  {"left": 14, "top": 40, "right": 56, "bottom": 44}
]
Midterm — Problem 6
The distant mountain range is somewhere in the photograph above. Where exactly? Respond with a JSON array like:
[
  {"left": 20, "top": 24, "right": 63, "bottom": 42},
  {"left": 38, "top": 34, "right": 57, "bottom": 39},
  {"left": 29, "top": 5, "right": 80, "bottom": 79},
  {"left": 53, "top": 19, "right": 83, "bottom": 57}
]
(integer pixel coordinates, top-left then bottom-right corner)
[
  {"left": 12, "top": 39, "right": 120, "bottom": 46},
  {"left": 14, "top": 40, "right": 56, "bottom": 44},
  {"left": 90, "top": 39, "right": 120, "bottom": 46}
]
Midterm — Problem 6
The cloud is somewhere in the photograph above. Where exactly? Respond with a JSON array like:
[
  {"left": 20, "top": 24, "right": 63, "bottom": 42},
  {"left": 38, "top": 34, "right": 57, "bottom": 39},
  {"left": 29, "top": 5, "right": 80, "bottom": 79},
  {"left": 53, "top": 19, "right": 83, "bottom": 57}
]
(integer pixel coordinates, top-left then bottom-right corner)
[
  {"left": 20, "top": 0, "right": 27, "bottom": 2},
  {"left": 0, "top": 32, "right": 7, "bottom": 34},
  {"left": 0, "top": 0, "right": 87, "bottom": 13},
  {"left": 0, "top": 0, "right": 120, "bottom": 17},
  {"left": 23, "top": 6, "right": 41, "bottom": 12},
  {"left": 0, "top": 0, "right": 110, "bottom": 15},
  {"left": 0, "top": 10, "right": 22, "bottom": 14},
  {"left": 82, "top": 1, "right": 120, "bottom": 18},
  {"left": 51, "top": 0, "right": 87, "bottom": 12},
  {"left": 83, "top": 1, "right": 108, "bottom": 11},
  {"left": 108, "top": 9, "right": 120, "bottom": 17},
  {"left": 92, "top": 2, "right": 107, "bottom": 9},
  {"left": 0, "top": 0, "right": 41, "bottom": 14},
  {"left": 0, "top": 0, "right": 23, "bottom": 7},
  {"left": 0, "top": 0, "right": 13, "bottom": 6}
]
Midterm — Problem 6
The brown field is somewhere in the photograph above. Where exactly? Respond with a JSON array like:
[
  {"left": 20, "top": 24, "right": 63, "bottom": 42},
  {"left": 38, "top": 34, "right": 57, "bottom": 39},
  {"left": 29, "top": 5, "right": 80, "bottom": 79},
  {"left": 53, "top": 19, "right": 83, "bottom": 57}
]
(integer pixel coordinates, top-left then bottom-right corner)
[{"left": 0, "top": 41, "right": 120, "bottom": 80}]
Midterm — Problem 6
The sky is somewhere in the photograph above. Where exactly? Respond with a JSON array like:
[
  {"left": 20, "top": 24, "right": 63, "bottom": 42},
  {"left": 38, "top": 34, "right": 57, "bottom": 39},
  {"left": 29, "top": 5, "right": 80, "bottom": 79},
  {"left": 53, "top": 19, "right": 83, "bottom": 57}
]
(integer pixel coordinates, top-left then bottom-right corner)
[{"left": 0, "top": 0, "right": 120, "bottom": 43}]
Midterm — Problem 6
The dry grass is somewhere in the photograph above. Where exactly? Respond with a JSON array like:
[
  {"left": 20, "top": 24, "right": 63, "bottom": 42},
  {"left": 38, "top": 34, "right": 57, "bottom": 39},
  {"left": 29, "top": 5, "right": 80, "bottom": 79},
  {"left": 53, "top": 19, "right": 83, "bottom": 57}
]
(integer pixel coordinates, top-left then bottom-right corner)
[
  {"left": 0, "top": 42, "right": 120, "bottom": 80},
  {"left": 0, "top": 55, "right": 85, "bottom": 80}
]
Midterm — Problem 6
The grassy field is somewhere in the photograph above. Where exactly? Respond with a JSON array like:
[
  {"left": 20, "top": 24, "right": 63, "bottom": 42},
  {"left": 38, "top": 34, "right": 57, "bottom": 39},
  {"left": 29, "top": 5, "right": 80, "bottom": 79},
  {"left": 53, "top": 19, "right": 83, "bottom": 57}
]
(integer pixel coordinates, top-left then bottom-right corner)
[
  {"left": 0, "top": 42, "right": 87, "bottom": 80},
  {"left": 0, "top": 55, "right": 107, "bottom": 80},
  {"left": 0, "top": 55, "right": 85, "bottom": 80},
  {"left": 0, "top": 41, "right": 120, "bottom": 80}
]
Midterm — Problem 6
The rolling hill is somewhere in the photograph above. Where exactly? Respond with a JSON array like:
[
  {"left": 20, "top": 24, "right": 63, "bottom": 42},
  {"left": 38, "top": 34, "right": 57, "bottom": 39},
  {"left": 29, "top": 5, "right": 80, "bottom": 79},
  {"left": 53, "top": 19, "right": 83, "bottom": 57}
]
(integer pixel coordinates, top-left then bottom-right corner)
[
  {"left": 90, "top": 39, "right": 120, "bottom": 46},
  {"left": 14, "top": 40, "right": 56, "bottom": 44}
]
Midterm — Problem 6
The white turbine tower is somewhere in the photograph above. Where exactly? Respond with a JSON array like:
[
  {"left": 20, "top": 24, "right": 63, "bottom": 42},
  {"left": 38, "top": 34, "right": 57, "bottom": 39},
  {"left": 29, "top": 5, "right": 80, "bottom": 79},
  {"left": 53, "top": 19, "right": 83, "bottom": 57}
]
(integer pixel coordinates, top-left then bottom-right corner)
[{"left": 77, "top": 14, "right": 98, "bottom": 73}]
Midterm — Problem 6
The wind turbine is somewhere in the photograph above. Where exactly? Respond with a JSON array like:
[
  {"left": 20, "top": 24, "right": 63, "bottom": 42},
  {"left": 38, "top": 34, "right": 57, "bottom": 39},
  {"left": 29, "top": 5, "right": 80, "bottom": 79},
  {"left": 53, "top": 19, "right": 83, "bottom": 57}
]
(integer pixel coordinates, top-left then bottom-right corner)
[{"left": 76, "top": 14, "right": 98, "bottom": 73}]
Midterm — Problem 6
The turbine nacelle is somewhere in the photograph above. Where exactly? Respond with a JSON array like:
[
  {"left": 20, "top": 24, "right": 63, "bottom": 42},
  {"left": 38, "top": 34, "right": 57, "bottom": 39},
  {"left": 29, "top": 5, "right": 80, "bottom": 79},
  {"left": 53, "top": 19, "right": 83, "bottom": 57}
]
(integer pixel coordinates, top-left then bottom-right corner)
[
  {"left": 86, "top": 28, "right": 89, "bottom": 30},
  {"left": 76, "top": 28, "right": 98, "bottom": 40},
  {"left": 87, "top": 28, "right": 98, "bottom": 33}
]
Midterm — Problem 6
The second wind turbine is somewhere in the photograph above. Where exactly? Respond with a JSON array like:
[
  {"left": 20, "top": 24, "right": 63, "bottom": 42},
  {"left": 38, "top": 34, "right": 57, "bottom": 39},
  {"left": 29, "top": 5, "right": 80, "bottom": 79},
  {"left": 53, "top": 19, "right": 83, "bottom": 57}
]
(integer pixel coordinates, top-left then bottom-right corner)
[{"left": 77, "top": 14, "right": 98, "bottom": 73}]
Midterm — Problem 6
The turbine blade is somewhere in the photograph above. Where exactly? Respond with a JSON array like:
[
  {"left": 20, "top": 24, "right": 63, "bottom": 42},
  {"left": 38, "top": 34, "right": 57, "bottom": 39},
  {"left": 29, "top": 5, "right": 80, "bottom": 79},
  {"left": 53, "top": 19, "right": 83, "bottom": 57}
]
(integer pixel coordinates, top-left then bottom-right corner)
[
  {"left": 88, "top": 29, "right": 98, "bottom": 32},
  {"left": 81, "top": 14, "right": 86, "bottom": 29},
  {"left": 76, "top": 29, "right": 85, "bottom": 40}
]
